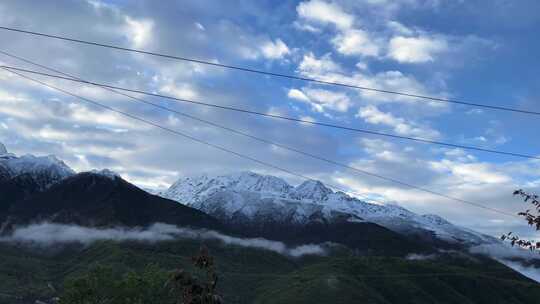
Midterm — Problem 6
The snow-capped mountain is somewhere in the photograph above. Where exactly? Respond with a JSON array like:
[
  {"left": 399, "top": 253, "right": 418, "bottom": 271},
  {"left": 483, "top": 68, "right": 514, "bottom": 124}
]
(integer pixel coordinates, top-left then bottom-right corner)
[
  {"left": 164, "top": 172, "right": 293, "bottom": 203},
  {"left": 0, "top": 143, "right": 75, "bottom": 189},
  {"left": 162, "top": 171, "right": 497, "bottom": 246}
]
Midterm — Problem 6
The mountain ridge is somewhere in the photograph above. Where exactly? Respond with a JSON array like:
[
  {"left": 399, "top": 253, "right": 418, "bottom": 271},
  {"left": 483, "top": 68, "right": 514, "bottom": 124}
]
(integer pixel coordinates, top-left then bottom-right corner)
[
  {"left": 0, "top": 146, "right": 75, "bottom": 190},
  {"left": 0, "top": 143, "right": 498, "bottom": 248},
  {"left": 1, "top": 171, "right": 224, "bottom": 235},
  {"left": 162, "top": 171, "right": 498, "bottom": 247}
]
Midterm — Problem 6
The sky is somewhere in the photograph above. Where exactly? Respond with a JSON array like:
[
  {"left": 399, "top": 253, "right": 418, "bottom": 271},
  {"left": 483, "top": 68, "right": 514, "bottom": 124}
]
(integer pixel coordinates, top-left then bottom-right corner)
[{"left": 0, "top": 0, "right": 539, "bottom": 238}]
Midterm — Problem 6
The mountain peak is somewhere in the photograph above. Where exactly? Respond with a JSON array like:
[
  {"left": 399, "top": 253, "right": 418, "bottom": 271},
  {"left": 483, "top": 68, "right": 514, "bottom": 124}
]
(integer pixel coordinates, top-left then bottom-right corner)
[
  {"left": 229, "top": 171, "right": 293, "bottom": 194},
  {"left": 292, "top": 179, "right": 333, "bottom": 201},
  {"left": 163, "top": 171, "right": 293, "bottom": 205},
  {"left": 89, "top": 169, "right": 121, "bottom": 180},
  {"left": 15, "top": 154, "right": 75, "bottom": 175},
  {"left": 0, "top": 150, "right": 75, "bottom": 189}
]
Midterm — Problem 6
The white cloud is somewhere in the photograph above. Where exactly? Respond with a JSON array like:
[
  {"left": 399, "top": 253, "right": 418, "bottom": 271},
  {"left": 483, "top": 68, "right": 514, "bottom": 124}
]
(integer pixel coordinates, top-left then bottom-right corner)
[
  {"left": 332, "top": 29, "right": 380, "bottom": 57},
  {"left": 359, "top": 138, "right": 409, "bottom": 163},
  {"left": 429, "top": 159, "right": 511, "bottom": 185},
  {"left": 63, "top": 143, "right": 134, "bottom": 160},
  {"left": 405, "top": 253, "right": 438, "bottom": 260},
  {"left": 293, "top": 21, "right": 322, "bottom": 33},
  {"left": 287, "top": 88, "right": 310, "bottom": 102},
  {"left": 301, "top": 88, "right": 351, "bottom": 113},
  {"left": 357, "top": 105, "right": 400, "bottom": 125},
  {"left": 38, "top": 125, "right": 73, "bottom": 141},
  {"left": 0, "top": 89, "right": 37, "bottom": 119},
  {"left": 388, "top": 35, "right": 448, "bottom": 63},
  {"left": 296, "top": 0, "right": 354, "bottom": 30},
  {"left": 260, "top": 39, "right": 290, "bottom": 59},
  {"left": 68, "top": 103, "right": 147, "bottom": 130},
  {"left": 442, "top": 148, "right": 477, "bottom": 163},
  {"left": 295, "top": 53, "right": 448, "bottom": 109},
  {"left": 357, "top": 71, "right": 448, "bottom": 108},
  {"left": 298, "top": 52, "right": 342, "bottom": 77},
  {"left": 357, "top": 105, "right": 440, "bottom": 139},
  {"left": 296, "top": 1, "right": 384, "bottom": 59},
  {"left": 299, "top": 115, "right": 316, "bottom": 125},
  {"left": 159, "top": 82, "right": 198, "bottom": 100},
  {"left": 495, "top": 136, "right": 508, "bottom": 145},
  {"left": 466, "top": 109, "right": 484, "bottom": 115},
  {"left": 194, "top": 22, "right": 205, "bottom": 31},
  {"left": 330, "top": 136, "right": 536, "bottom": 234},
  {"left": 474, "top": 136, "right": 487, "bottom": 142},
  {"left": 124, "top": 16, "right": 154, "bottom": 48},
  {"left": 470, "top": 244, "right": 540, "bottom": 283},
  {"left": 500, "top": 260, "right": 540, "bottom": 283},
  {"left": 356, "top": 62, "right": 368, "bottom": 70},
  {"left": 236, "top": 45, "right": 260, "bottom": 60},
  {"left": 387, "top": 20, "right": 413, "bottom": 35},
  {"left": 295, "top": 1, "right": 455, "bottom": 64},
  {"left": 288, "top": 86, "right": 351, "bottom": 114}
]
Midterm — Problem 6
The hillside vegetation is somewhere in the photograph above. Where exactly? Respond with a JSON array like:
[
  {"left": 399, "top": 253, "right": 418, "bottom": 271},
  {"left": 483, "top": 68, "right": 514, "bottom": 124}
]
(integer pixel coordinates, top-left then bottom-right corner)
[{"left": 1, "top": 239, "right": 539, "bottom": 304}]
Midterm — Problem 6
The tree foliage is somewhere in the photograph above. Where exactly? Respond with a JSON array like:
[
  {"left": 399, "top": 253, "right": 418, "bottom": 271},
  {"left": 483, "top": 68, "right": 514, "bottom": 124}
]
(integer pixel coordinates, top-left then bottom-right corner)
[
  {"left": 169, "top": 246, "right": 222, "bottom": 304},
  {"left": 501, "top": 189, "right": 540, "bottom": 251},
  {"left": 59, "top": 246, "right": 222, "bottom": 304}
]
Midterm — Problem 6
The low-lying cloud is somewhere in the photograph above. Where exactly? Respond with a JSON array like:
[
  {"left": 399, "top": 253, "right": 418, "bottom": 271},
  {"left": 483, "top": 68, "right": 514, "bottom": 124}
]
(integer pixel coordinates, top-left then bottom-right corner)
[
  {"left": 500, "top": 260, "right": 540, "bottom": 283},
  {"left": 405, "top": 253, "right": 438, "bottom": 261},
  {"left": 0, "top": 222, "right": 326, "bottom": 257},
  {"left": 469, "top": 244, "right": 540, "bottom": 283},
  {"left": 469, "top": 243, "right": 539, "bottom": 260}
]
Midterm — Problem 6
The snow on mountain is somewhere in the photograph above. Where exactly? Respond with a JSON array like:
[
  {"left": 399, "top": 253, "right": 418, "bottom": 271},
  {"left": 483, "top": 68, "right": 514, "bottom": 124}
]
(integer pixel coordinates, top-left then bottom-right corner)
[
  {"left": 162, "top": 171, "right": 497, "bottom": 246},
  {"left": 0, "top": 143, "right": 75, "bottom": 188},
  {"left": 0, "top": 142, "right": 7, "bottom": 155},
  {"left": 291, "top": 180, "right": 333, "bottom": 201},
  {"left": 163, "top": 172, "right": 294, "bottom": 205},
  {"left": 89, "top": 169, "right": 120, "bottom": 180}
]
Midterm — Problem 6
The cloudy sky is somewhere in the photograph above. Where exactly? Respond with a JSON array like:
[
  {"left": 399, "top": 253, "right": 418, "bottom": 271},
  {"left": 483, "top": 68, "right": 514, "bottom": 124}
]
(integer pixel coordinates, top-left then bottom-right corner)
[{"left": 0, "top": 0, "right": 539, "bottom": 238}]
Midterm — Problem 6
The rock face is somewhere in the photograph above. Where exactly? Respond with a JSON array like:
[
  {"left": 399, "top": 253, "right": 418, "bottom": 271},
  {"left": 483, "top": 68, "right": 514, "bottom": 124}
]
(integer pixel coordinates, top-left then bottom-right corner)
[
  {"left": 0, "top": 142, "right": 7, "bottom": 155},
  {"left": 162, "top": 171, "right": 498, "bottom": 247}
]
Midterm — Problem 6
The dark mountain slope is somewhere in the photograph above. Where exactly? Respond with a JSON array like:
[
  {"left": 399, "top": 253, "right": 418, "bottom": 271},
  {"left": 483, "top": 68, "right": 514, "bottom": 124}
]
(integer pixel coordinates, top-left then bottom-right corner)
[
  {"left": 254, "top": 256, "right": 540, "bottom": 304},
  {"left": 224, "top": 219, "right": 434, "bottom": 256},
  {"left": 3, "top": 172, "right": 222, "bottom": 231},
  {"left": 0, "top": 173, "right": 43, "bottom": 217},
  {"left": 0, "top": 165, "right": 11, "bottom": 182}
]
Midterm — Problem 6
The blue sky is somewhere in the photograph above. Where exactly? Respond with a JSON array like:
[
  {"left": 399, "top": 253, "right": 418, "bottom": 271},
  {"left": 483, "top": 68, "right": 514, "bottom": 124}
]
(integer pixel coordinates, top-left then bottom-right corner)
[{"left": 0, "top": 0, "right": 539, "bottom": 238}]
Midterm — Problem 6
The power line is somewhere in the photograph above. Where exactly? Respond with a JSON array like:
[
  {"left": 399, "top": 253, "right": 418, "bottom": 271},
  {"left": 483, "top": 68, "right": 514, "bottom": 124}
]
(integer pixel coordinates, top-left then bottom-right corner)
[
  {"left": 0, "top": 25, "right": 539, "bottom": 117},
  {"left": 0, "top": 49, "right": 399, "bottom": 205},
  {"left": 0, "top": 66, "right": 519, "bottom": 218},
  {"left": 0, "top": 50, "right": 486, "bottom": 209},
  {"left": 4, "top": 51, "right": 520, "bottom": 221},
  {"left": 0, "top": 50, "right": 379, "bottom": 205},
  {"left": 2, "top": 65, "right": 539, "bottom": 161},
  {"left": 0, "top": 66, "right": 378, "bottom": 203}
]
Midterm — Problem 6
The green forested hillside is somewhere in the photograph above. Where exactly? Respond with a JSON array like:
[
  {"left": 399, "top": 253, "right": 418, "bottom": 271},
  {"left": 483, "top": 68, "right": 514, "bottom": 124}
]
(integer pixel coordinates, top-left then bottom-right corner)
[{"left": 0, "top": 239, "right": 539, "bottom": 304}]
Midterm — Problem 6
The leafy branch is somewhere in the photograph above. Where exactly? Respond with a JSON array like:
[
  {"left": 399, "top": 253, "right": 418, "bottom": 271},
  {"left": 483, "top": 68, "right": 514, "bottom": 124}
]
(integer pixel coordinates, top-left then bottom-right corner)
[{"left": 501, "top": 189, "right": 540, "bottom": 251}]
